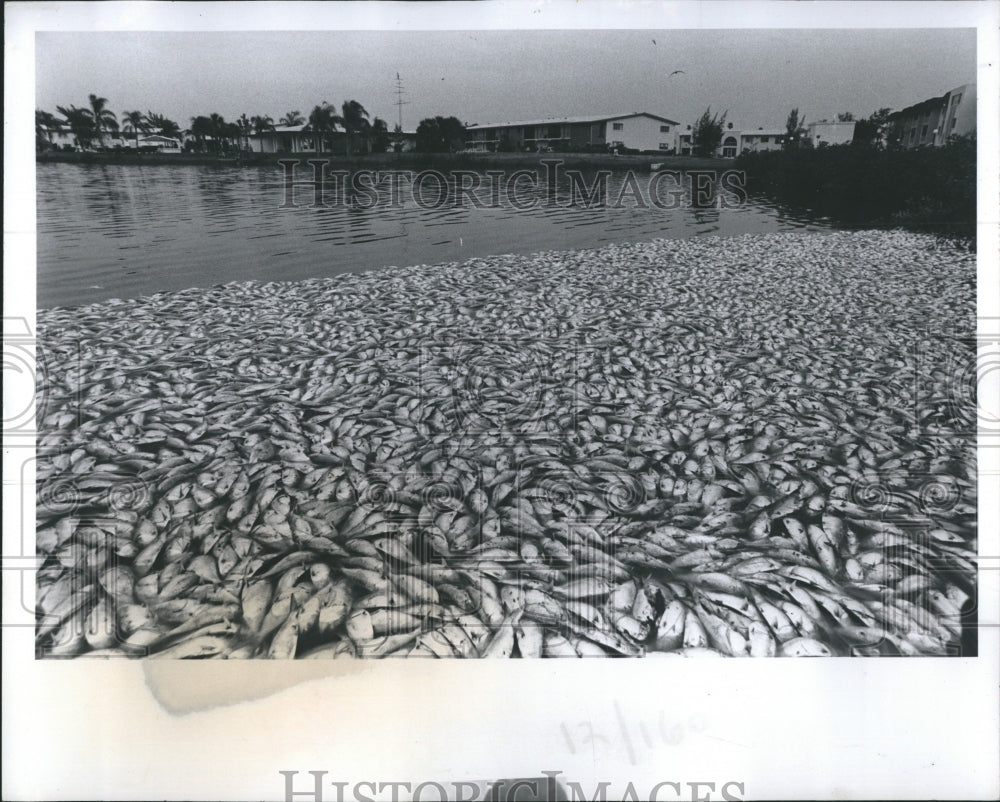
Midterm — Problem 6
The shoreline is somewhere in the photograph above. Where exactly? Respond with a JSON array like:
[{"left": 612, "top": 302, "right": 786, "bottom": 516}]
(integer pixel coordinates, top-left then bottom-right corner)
[
  {"left": 37, "top": 227, "right": 971, "bottom": 313},
  {"left": 36, "top": 150, "right": 729, "bottom": 171}
]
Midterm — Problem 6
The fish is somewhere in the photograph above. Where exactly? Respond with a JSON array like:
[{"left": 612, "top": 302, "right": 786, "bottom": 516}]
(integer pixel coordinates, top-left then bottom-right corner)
[
  {"left": 33, "top": 231, "right": 976, "bottom": 660},
  {"left": 779, "top": 637, "right": 834, "bottom": 657}
]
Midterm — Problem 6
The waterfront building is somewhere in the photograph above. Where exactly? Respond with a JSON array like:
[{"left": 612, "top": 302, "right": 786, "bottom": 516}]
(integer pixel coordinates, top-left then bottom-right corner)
[
  {"left": 464, "top": 112, "right": 680, "bottom": 153},
  {"left": 246, "top": 125, "right": 416, "bottom": 154},
  {"left": 888, "top": 83, "right": 976, "bottom": 148},
  {"left": 675, "top": 124, "right": 786, "bottom": 157},
  {"left": 806, "top": 120, "right": 857, "bottom": 148}
]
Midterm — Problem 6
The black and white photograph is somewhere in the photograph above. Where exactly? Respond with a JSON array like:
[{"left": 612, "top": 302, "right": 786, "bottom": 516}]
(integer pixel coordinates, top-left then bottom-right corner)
[{"left": 4, "top": 1, "right": 999, "bottom": 799}]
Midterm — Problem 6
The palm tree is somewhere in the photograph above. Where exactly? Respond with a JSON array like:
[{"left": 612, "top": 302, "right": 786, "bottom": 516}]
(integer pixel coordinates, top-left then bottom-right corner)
[
  {"left": 226, "top": 122, "right": 243, "bottom": 152},
  {"left": 370, "top": 117, "right": 390, "bottom": 153},
  {"left": 279, "top": 110, "right": 305, "bottom": 127},
  {"left": 207, "top": 113, "right": 227, "bottom": 153},
  {"left": 340, "top": 99, "right": 370, "bottom": 156},
  {"left": 56, "top": 104, "right": 96, "bottom": 150},
  {"left": 251, "top": 114, "right": 276, "bottom": 152},
  {"left": 306, "top": 103, "right": 339, "bottom": 153},
  {"left": 88, "top": 94, "right": 118, "bottom": 147},
  {"left": 188, "top": 115, "right": 212, "bottom": 152},
  {"left": 121, "top": 110, "right": 150, "bottom": 149},
  {"left": 236, "top": 113, "right": 252, "bottom": 151},
  {"left": 145, "top": 112, "right": 181, "bottom": 141}
]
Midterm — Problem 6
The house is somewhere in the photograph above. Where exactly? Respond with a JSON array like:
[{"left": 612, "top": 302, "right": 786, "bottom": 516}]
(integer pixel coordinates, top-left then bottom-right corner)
[
  {"left": 246, "top": 124, "right": 413, "bottom": 154},
  {"left": 675, "top": 124, "right": 786, "bottom": 157},
  {"left": 807, "top": 120, "right": 856, "bottom": 148},
  {"left": 135, "top": 134, "right": 181, "bottom": 152},
  {"left": 888, "top": 83, "right": 976, "bottom": 148},
  {"left": 464, "top": 112, "right": 680, "bottom": 153},
  {"left": 247, "top": 124, "right": 337, "bottom": 153},
  {"left": 392, "top": 131, "right": 418, "bottom": 152},
  {"left": 247, "top": 124, "right": 352, "bottom": 153},
  {"left": 739, "top": 128, "right": 786, "bottom": 153},
  {"left": 37, "top": 124, "right": 76, "bottom": 150}
]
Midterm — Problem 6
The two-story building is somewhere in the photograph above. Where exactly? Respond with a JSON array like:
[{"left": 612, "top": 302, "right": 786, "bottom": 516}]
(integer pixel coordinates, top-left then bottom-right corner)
[
  {"left": 675, "top": 125, "right": 786, "bottom": 157},
  {"left": 464, "top": 112, "right": 679, "bottom": 153},
  {"left": 888, "top": 83, "right": 976, "bottom": 148}
]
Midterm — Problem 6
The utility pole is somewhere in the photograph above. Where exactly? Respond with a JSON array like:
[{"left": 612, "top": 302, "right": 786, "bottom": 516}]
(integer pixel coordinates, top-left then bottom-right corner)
[{"left": 392, "top": 72, "right": 410, "bottom": 152}]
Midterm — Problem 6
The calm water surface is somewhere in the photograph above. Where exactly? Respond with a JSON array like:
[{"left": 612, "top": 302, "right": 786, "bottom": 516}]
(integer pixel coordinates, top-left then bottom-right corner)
[{"left": 37, "top": 162, "right": 833, "bottom": 308}]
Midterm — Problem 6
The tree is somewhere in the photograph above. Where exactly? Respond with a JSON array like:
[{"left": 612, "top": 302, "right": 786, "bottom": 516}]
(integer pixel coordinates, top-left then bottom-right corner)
[
  {"left": 223, "top": 121, "right": 241, "bottom": 153},
  {"left": 251, "top": 115, "right": 276, "bottom": 152},
  {"left": 35, "top": 109, "right": 60, "bottom": 151},
  {"left": 852, "top": 107, "right": 892, "bottom": 149},
  {"left": 56, "top": 104, "right": 96, "bottom": 150},
  {"left": 836, "top": 112, "right": 855, "bottom": 122},
  {"left": 885, "top": 119, "right": 905, "bottom": 151},
  {"left": 784, "top": 108, "right": 808, "bottom": 150},
  {"left": 237, "top": 113, "right": 252, "bottom": 151},
  {"left": 88, "top": 94, "right": 118, "bottom": 147},
  {"left": 146, "top": 112, "right": 181, "bottom": 140},
  {"left": 415, "top": 116, "right": 466, "bottom": 153},
  {"left": 340, "top": 100, "right": 370, "bottom": 156},
  {"left": 209, "top": 113, "right": 228, "bottom": 153},
  {"left": 121, "top": 110, "right": 150, "bottom": 149},
  {"left": 279, "top": 111, "right": 305, "bottom": 127},
  {"left": 306, "top": 103, "right": 339, "bottom": 153},
  {"left": 188, "top": 115, "right": 213, "bottom": 151},
  {"left": 690, "top": 107, "right": 727, "bottom": 157},
  {"left": 370, "top": 117, "right": 390, "bottom": 153}
]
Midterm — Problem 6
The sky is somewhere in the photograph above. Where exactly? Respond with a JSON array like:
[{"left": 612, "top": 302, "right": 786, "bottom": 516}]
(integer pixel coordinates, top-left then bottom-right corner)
[{"left": 35, "top": 28, "right": 976, "bottom": 131}]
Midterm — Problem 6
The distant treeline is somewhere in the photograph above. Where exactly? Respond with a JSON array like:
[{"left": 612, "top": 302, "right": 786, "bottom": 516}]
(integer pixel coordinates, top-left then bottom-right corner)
[{"left": 736, "top": 138, "right": 976, "bottom": 239}]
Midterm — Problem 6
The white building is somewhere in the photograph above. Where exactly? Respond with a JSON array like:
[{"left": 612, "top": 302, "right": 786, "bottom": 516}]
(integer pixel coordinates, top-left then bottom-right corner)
[
  {"left": 135, "top": 134, "right": 182, "bottom": 152},
  {"left": 37, "top": 125, "right": 76, "bottom": 149},
  {"left": 739, "top": 128, "right": 786, "bottom": 153},
  {"left": 806, "top": 120, "right": 856, "bottom": 148},
  {"left": 888, "top": 83, "right": 976, "bottom": 149},
  {"left": 465, "top": 112, "right": 679, "bottom": 153},
  {"left": 675, "top": 124, "right": 786, "bottom": 157}
]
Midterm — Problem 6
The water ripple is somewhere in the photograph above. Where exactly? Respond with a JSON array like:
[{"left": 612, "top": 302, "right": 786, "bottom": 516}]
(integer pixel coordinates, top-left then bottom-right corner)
[{"left": 37, "top": 162, "right": 832, "bottom": 308}]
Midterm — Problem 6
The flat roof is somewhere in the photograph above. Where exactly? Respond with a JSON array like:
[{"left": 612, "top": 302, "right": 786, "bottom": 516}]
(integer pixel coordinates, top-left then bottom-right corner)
[
  {"left": 253, "top": 125, "right": 416, "bottom": 136},
  {"left": 467, "top": 112, "right": 679, "bottom": 129}
]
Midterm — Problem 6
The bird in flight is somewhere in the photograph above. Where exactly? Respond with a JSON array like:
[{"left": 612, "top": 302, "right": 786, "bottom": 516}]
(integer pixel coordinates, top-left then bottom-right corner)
[{"left": 668, "top": 70, "right": 685, "bottom": 78}]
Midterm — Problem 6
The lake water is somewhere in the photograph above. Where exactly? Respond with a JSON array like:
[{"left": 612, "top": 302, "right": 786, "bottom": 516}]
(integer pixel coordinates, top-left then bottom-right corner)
[{"left": 36, "top": 161, "right": 833, "bottom": 308}]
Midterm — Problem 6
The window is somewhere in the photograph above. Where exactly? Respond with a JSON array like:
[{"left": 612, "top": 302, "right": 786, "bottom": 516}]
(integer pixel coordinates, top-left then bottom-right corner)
[
  {"left": 547, "top": 124, "right": 562, "bottom": 138},
  {"left": 921, "top": 125, "right": 928, "bottom": 138},
  {"left": 951, "top": 117, "right": 958, "bottom": 130},
  {"left": 761, "top": 136, "right": 769, "bottom": 143},
  {"left": 954, "top": 93, "right": 962, "bottom": 105},
  {"left": 612, "top": 122, "right": 624, "bottom": 131},
  {"left": 660, "top": 125, "right": 670, "bottom": 133},
  {"left": 659, "top": 142, "right": 671, "bottom": 150},
  {"left": 523, "top": 126, "right": 534, "bottom": 138}
]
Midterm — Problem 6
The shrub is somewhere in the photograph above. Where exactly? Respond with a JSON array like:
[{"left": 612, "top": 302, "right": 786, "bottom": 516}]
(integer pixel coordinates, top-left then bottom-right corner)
[{"left": 735, "top": 139, "right": 975, "bottom": 238}]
